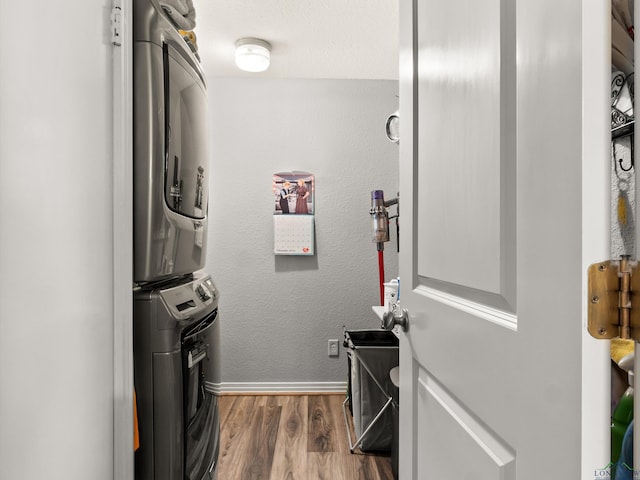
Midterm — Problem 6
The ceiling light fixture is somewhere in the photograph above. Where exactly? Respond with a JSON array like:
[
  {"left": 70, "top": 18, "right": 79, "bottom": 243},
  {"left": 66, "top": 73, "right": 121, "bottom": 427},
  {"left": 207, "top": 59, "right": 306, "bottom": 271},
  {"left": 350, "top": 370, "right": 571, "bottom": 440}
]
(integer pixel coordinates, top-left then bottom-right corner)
[{"left": 234, "top": 38, "right": 271, "bottom": 73}]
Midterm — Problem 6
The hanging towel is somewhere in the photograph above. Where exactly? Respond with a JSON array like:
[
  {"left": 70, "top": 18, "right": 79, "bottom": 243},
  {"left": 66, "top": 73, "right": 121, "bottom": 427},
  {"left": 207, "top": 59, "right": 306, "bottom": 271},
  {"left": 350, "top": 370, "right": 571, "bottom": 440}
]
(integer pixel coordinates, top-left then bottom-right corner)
[
  {"left": 160, "top": 0, "right": 196, "bottom": 31},
  {"left": 613, "top": 0, "right": 634, "bottom": 39},
  {"left": 612, "top": 16, "right": 635, "bottom": 73}
]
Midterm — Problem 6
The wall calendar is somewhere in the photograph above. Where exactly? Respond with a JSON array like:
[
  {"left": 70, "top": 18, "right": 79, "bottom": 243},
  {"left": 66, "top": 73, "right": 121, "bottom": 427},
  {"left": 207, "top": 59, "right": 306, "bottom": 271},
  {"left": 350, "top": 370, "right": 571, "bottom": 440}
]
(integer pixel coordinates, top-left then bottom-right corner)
[{"left": 273, "top": 172, "right": 315, "bottom": 256}]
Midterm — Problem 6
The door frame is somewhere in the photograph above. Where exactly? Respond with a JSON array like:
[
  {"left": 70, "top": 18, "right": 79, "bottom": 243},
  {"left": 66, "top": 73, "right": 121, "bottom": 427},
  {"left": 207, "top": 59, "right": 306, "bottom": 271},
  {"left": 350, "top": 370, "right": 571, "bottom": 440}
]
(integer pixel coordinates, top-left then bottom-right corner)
[
  {"left": 581, "top": 0, "right": 612, "bottom": 475},
  {"left": 113, "top": 0, "right": 135, "bottom": 479}
]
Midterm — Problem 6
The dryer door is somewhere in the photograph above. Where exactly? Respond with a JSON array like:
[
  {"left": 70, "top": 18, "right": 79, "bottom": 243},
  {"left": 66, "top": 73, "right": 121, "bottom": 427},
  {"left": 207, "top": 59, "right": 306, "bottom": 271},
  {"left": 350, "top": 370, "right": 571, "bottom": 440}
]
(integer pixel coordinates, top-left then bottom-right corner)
[{"left": 163, "top": 42, "right": 209, "bottom": 220}]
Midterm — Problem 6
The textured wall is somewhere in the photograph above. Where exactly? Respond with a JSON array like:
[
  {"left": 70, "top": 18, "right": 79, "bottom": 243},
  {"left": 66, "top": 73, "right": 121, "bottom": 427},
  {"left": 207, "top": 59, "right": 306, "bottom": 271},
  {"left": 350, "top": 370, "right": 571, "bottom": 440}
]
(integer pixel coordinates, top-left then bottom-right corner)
[
  {"left": 610, "top": 68, "right": 636, "bottom": 258},
  {"left": 205, "top": 78, "right": 399, "bottom": 385},
  {"left": 610, "top": 135, "right": 636, "bottom": 258}
]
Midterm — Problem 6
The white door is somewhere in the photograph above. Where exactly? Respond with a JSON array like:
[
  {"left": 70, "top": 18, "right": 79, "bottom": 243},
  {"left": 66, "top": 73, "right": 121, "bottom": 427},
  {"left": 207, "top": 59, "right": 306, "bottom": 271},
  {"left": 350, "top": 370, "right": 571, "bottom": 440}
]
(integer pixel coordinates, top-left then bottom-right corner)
[{"left": 396, "top": 0, "right": 611, "bottom": 478}]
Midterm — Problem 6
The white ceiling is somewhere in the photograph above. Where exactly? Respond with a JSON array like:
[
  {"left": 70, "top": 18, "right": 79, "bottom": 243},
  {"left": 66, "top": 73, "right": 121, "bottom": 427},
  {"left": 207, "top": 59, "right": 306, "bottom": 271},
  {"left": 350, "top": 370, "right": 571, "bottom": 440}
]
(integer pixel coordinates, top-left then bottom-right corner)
[{"left": 193, "top": 0, "right": 399, "bottom": 80}]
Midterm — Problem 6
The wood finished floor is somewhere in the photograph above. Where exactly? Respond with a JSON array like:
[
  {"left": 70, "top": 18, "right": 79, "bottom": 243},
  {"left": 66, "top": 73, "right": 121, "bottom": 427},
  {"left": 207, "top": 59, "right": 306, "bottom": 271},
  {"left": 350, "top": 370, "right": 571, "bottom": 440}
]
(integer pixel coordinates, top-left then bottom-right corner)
[{"left": 218, "top": 394, "right": 393, "bottom": 480}]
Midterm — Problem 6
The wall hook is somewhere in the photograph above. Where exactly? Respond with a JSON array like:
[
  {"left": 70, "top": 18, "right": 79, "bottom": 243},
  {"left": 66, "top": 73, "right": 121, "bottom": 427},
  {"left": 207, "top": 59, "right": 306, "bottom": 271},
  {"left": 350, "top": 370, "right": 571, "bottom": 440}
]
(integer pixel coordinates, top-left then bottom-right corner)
[
  {"left": 619, "top": 156, "right": 634, "bottom": 172},
  {"left": 613, "top": 133, "right": 635, "bottom": 175}
]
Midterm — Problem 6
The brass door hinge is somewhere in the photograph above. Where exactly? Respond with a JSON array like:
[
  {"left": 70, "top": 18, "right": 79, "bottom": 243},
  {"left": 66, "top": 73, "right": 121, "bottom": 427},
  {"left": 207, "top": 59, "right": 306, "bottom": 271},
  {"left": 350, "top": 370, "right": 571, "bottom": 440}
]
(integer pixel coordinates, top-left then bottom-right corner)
[{"left": 588, "top": 256, "right": 640, "bottom": 340}]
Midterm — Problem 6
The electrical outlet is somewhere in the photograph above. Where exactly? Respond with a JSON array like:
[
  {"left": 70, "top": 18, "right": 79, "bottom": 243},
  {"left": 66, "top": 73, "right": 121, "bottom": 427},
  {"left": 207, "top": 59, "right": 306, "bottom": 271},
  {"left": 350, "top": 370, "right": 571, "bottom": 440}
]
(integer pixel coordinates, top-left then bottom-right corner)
[{"left": 328, "top": 339, "right": 339, "bottom": 357}]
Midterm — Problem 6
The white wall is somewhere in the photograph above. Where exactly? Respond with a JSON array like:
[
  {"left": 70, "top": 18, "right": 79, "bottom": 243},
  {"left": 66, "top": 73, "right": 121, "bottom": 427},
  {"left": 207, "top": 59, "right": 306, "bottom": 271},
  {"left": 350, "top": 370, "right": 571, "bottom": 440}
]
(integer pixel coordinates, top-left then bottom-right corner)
[
  {"left": 205, "top": 77, "right": 399, "bottom": 387},
  {"left": 0, "top": 1, "right": 116, "bottom": 478}
]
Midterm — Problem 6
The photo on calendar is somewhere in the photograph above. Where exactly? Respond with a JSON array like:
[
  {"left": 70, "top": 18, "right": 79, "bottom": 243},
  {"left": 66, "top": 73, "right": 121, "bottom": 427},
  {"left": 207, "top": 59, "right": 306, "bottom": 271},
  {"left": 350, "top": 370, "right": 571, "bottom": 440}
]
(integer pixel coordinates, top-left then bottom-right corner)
[{"left": 273, "top": 172, "right": 315, "bottom": 215}]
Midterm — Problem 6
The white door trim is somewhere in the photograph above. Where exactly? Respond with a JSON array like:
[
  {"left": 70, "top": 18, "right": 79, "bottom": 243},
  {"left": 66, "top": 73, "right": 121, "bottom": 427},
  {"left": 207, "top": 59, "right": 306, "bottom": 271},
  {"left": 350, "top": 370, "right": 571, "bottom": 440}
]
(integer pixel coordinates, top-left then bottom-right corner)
[
  {"left": 581, "top": 0, "right": 614, "bottom": 476},
  {"left": 113, "top": 0, "right": 134, "bottom": 478}
]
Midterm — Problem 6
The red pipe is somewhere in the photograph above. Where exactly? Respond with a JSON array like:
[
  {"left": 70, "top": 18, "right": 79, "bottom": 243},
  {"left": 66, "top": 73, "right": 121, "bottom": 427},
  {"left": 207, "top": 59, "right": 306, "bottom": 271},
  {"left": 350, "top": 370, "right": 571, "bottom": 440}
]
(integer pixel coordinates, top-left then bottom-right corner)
[{"left": 378, "top": 249, "right": 385, "bottom": 306}]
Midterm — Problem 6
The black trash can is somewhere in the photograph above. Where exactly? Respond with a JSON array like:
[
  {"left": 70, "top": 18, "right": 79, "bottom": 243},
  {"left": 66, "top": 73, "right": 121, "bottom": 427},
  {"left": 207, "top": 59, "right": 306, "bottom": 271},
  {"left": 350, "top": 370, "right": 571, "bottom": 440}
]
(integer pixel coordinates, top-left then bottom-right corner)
[
  {"left": 344, "top": 329, "right": 398, "bottom": 452},
  {"left": 390, "top": 366, "right": 399, "bottom": 479}
]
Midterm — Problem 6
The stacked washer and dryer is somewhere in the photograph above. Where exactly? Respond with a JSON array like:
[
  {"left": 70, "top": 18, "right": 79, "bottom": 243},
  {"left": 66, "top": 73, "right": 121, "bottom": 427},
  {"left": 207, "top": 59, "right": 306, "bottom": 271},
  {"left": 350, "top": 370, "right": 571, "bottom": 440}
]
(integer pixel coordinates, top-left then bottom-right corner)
[{"left": 132, "top": 1, "right": 220, "bottom": 479}]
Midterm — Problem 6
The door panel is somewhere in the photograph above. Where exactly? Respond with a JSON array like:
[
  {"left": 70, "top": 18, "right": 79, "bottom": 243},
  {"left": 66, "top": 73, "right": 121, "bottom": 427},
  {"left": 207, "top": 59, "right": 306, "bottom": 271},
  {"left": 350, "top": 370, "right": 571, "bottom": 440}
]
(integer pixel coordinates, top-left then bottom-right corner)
[
  {"left": 417, "top": 367, "right": 516, "bottom": 479},
  {"left": 417, "top": 0, "right": 516, "bottom": 304}
]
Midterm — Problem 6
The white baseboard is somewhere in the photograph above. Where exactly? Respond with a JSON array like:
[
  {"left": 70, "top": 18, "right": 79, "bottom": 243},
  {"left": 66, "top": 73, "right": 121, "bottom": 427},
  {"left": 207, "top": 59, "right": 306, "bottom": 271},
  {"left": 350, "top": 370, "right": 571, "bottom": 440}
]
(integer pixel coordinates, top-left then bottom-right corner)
[{"left": 218, "top": 381, "right": 347, "bottom": 394}]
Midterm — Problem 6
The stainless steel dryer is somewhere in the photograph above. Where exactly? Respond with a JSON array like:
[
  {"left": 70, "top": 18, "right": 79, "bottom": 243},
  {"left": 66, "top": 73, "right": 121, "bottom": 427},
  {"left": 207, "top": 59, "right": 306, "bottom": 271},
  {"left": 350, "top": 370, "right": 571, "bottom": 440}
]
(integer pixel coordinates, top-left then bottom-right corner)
[
  {"left": 133, "top": 0, "right": 210, "bottom": 283},
  {"left": 134, "top": 272, "right": 221, "bottom": 480}
]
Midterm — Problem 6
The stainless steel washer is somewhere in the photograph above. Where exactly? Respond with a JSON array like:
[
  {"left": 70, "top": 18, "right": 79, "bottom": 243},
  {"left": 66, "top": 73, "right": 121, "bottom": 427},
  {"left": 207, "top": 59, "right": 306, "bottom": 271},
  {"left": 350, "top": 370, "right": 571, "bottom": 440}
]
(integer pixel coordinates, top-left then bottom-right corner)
[{"left": 134, "top": 272, "right": 220, "bottom": 480}]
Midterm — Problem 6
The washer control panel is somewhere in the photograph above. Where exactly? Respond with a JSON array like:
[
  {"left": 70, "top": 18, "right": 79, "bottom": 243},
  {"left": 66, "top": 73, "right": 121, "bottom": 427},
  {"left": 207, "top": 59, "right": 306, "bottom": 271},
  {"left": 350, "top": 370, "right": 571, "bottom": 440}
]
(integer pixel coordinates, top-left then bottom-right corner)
[{"left": 158, "top": 274, "right": 219, "bottom": 321}]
